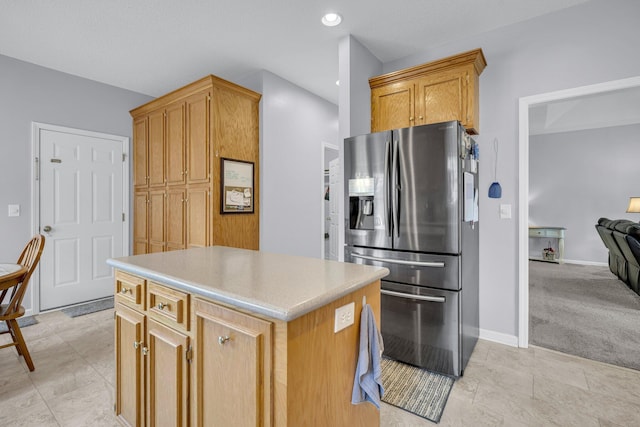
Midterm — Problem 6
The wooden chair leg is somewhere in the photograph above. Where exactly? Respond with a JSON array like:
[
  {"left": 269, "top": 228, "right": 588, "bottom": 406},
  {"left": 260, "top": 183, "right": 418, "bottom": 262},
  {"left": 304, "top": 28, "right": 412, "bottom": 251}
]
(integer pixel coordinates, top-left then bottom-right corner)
[
  {"left": 6, "top": 320, "right": 23, "bottom": 356},
  {"left": 8, "top": 319, "right": 34, "bottom": 371}
]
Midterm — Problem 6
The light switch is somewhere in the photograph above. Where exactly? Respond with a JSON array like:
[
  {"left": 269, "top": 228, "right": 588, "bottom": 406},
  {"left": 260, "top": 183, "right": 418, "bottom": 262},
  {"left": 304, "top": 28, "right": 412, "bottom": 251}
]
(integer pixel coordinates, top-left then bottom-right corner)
[
  {"left": 8, "top": 204, "right": 20, "bottom": 217},
  {"left": 499, "top": 204, "right": 512, "bottom": 219}
]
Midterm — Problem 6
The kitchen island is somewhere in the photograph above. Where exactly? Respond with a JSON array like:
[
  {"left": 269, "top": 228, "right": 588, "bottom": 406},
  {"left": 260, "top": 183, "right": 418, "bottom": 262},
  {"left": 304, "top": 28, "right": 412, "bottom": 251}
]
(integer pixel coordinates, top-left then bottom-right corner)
[{"left": 107, "top": 246, "right": 388, "bottom": 427}]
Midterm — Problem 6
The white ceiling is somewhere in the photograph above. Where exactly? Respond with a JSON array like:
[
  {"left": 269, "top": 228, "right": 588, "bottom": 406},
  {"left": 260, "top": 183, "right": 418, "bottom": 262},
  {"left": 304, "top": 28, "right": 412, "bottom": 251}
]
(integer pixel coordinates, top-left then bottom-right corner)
[
  {"left": 529, "top": 86, "right": 640, "bottom": 135},
  {"left": 0, "top": 0, "right": 590, "bottom": 105}
]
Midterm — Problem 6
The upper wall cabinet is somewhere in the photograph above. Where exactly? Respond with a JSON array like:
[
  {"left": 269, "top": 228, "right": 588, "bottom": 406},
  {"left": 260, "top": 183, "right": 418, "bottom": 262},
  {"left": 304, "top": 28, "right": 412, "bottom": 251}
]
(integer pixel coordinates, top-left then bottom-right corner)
[{"left": 369, "top": 48, "right": 486, "bottom": 134}]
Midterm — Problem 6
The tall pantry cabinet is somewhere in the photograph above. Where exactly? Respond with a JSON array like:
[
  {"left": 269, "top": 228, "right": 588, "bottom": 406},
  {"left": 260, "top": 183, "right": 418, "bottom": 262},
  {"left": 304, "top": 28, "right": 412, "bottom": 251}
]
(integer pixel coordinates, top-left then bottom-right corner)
[{"left": 131, "top": 76, "right": 261, "bottom": 254}]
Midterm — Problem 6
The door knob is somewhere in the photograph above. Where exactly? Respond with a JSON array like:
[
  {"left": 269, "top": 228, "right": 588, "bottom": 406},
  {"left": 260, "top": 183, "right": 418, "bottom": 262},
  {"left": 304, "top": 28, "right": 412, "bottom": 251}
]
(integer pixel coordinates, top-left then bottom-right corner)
[{"left": 43, "top": 225, "right": 52, "bottom": 232}]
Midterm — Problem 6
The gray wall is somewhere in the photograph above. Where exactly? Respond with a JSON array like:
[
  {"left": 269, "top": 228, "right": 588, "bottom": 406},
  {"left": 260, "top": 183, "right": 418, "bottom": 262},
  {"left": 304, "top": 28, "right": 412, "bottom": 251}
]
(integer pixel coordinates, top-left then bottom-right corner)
[
  {"left": 0, "top": 54, "right": 153, "bottom": 312},
  {"left": 241, "top": 70, "right": 339, "bottom": 258},
  {"left": 374, "top": 0, "right": 640, "bottom": 339},
  {"left": 529, "top": 124, "right": 640, "bottom": 264}
]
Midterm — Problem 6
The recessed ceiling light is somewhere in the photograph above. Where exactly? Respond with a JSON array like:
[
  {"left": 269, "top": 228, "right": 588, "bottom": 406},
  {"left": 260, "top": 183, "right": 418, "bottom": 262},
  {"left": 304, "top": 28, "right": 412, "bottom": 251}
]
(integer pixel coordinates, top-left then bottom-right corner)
[
  {"left": 322, "top": 12, "right": 342, "bottom": 27},
  {"left": 336, "top": 80, "right": 340, "bottom": 86}
]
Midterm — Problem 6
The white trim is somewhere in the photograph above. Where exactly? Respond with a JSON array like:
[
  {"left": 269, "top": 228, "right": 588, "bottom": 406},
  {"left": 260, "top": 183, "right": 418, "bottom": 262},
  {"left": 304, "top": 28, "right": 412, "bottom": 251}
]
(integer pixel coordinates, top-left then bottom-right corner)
[
  {"left": 479, "top": 328, "right": 518, "bottom": 347},
  {"left": 320, "top": 142, "right": 339, "bottom": 259},
  {"left": 31, "top": 122, "right": 130, "bottom": 315},
  {"left": 517, "top": 75, "right": 640, "bottom": 348},
  {"left": 562, "top": 259, "right": 608, "bottom": 267}
]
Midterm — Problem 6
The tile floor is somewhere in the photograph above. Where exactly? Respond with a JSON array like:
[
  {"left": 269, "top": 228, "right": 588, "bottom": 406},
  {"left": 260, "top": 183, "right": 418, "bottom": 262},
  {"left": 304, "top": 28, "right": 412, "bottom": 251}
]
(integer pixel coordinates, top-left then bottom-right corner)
[{"left": 2, "top": 309, "right": 640, "bottom": 426}]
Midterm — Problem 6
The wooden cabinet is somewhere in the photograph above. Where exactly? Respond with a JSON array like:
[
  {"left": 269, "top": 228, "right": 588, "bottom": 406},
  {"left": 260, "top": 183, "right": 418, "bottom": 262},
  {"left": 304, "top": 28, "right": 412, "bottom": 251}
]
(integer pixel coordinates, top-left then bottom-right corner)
[
  {"left": 370, "top": 48, "right": 486, "bottom": 134},
  {"left": 131, "top": 76, "right": 260, "bottom": 255},
  {"left": 114, "top": 268, "right": 381, "bottom": 426},
  {"left": 115, "top": 274, "right": 191, "bottom": 427},
  {"left": 192, "top": 298, "right": 272, "bottom": 426}
]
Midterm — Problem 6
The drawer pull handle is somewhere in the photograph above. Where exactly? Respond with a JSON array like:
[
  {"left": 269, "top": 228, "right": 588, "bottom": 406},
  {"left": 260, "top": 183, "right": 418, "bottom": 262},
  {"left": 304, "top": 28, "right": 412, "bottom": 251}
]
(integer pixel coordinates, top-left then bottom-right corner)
[
  {"left": 218, "top": 336, "right": 230, "bottom": 345},
  {"left": 120, "top": 287, "right": 130, "bottom": 294},
  {"left": 157, "top": 302, "right": 169, "bottom": 310}
]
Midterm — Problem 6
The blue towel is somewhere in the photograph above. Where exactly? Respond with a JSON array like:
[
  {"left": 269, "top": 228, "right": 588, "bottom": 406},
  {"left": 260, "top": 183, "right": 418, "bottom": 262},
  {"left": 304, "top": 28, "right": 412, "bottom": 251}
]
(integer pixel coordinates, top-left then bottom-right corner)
[{"left": 351, "top": 303, "right": 385, "bottom": 408}]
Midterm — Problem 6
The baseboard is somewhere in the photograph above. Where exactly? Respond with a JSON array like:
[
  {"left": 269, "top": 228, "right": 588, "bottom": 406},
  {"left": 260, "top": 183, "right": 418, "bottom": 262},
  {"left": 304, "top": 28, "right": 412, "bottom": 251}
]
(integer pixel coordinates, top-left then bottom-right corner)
[
  {"left": 562, "top": 259, "right": 608, "bottom": 267},
  {"left": 479, "top": 328, "right": 518, "bottom": 347}
]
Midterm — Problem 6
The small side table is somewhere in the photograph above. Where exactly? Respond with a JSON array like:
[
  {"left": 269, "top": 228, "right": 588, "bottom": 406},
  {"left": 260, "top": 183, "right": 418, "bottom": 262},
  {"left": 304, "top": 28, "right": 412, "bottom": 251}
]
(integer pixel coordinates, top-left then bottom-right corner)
[{"left": 529, "top": 226, "right": 566, "bottom": 263}]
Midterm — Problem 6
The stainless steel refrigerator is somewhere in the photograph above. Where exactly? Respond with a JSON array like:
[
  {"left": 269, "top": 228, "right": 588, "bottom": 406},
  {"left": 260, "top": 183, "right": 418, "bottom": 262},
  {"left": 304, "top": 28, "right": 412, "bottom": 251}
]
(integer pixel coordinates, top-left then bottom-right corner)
[{"left": 344, "top": 120, "right": 479, "bottom": 377}]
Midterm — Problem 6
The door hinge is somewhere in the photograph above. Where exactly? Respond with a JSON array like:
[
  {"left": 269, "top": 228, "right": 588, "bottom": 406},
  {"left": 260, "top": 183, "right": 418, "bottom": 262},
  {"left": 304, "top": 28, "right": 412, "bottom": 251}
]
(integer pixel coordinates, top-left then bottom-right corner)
[
  {"left": 186, "top": 345, "right": 193, "bottom": 363},
  {"left": 122, "top": 153, "right": 126, "bottom": 162},
  {"left": 35, "top": 157, "right": 39, "bottom": 181},
  {"left": 122, "top": 212, "right": 125, "bottom": 222}
]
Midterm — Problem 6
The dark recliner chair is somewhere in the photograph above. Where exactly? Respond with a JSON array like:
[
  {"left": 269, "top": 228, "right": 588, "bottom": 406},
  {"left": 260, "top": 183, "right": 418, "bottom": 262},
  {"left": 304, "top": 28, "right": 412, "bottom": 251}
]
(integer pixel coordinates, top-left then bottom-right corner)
[{"left": 596, "top": 218, "right": 640, "bottom": 295}]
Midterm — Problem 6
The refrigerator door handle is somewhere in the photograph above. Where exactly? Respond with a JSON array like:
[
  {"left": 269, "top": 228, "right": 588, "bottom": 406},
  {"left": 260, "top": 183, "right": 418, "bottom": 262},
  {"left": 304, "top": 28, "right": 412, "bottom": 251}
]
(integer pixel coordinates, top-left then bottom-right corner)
[
  {"left": 392, "top": 137, "right": 400, "bottom": 238},
  {"left": 384, "top": 138, "right": 392, "bottom": 236},
  {"left": 351, "top": 252, "right": 445, "bottom": 268},
  {"left": 381, "top": 289, "right": 446, "bottom": 303}
]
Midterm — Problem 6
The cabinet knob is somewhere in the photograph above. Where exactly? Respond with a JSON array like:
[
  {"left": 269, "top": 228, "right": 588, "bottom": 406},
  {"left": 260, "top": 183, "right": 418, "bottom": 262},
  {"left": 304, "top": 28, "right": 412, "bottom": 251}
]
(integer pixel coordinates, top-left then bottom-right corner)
[
  {"left": 156, "top": 302, "right": 169, "bottom": 310},
  {"left": 419, "top": 116, "right": 423, "bottom": 120},
  {"left": 133, "top": 340, "right": 143, "bottom": 349},
  {"left": 120, "top": 287, "right": 130, "bottom": 294},
  {"left": 142, "top": 347, "right": 149, "bottom": 356},
  {"left": 218, "top": 335, "right": 230, "bottom": 345},
  {"left": 409, "top": 117, "right": 414, "bottom": 121}
]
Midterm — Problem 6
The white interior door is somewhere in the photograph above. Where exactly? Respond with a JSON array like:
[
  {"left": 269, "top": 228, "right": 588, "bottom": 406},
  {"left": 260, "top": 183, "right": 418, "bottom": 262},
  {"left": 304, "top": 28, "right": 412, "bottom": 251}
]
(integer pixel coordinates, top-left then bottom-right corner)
[
  {"left": 328, "top": 158, "right": 339, "bottom": 261},
  {"left": 39, "top": 125, "right": 126, "bottom": 310}
]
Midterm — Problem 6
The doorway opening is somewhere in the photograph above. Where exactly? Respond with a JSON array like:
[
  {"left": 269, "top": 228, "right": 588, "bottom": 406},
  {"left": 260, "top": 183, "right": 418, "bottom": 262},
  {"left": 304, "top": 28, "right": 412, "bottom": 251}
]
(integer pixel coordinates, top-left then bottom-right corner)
[
  {"left": 518, "top": 76, "right": 640, "bottom": 348},
  {"left": 321, "top": 143, "right": 339, "bottom": 260}
]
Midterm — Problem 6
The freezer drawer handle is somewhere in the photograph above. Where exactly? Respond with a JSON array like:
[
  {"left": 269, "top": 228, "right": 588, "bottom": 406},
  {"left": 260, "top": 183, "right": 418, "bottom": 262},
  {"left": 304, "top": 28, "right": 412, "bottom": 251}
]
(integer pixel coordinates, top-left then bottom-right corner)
[
  {"left": 381, "top": 289, "right": 446, "bottom": 303},
  {"left": 351, "top": 252, "right": 445, "bottom": 268}
]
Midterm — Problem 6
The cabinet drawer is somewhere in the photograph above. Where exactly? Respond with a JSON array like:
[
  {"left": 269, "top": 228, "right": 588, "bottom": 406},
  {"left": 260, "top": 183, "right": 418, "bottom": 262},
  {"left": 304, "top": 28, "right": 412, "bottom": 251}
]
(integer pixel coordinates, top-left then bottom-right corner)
[
  {"left": 148, "top": 282, "right": 190, "bottom": 331},
  {"left": 115, "top": 271, "right": 146, "bottom": 311}
]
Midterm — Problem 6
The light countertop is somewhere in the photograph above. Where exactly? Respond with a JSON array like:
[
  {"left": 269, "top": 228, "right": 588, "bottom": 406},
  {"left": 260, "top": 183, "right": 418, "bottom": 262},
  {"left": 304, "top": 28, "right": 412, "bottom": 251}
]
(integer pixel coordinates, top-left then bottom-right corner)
[{"left": 107, "top": 246, "right": 388, "bottom": 321}]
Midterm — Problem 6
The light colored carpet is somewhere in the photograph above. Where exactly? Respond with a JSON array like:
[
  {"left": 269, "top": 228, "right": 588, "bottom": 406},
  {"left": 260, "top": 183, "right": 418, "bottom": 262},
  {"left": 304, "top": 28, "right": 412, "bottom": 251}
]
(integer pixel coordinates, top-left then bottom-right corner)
[
  {"left": 529, "top": 261, "right": 640, "bottom": 370},
  {"left": 61, "top": 297, "right": 114, "bottom": 318},
  {"left": 381, "top": 357, "right": 454, "bottom": 423}
]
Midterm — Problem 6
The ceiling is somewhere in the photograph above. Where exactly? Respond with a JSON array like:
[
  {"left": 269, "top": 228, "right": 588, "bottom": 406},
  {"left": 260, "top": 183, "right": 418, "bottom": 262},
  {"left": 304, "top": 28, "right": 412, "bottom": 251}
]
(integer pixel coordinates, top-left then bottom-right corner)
[
  {"left": 0, "top": 0, "right": 591, "bottom": 105},
  {"left": 529, "top": 85, "right": 640, "bottom": 135}
]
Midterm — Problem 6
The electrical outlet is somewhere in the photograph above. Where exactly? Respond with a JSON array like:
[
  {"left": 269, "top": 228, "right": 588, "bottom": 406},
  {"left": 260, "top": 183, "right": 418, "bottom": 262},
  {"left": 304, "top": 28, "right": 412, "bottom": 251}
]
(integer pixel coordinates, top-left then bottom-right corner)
[{"left": 334, "top": 302, "right": 355, "bottom": 333}]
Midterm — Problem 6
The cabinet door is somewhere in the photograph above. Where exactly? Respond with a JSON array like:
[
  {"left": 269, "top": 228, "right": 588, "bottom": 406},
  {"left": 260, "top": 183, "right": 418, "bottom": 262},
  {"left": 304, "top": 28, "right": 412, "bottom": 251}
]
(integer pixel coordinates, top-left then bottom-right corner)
[
  {"left": 186, "top": 187, "right": 209, "bottom": 249},
  {"left": 166, "top": 188, "right": 186, "bottom": 251},
  {"left": 186, "top": 92, "right": 210, "bottom": 185},
  {"left": 192, "top": 299, "right": 272, "bottom": 427},
  {"left": 416, "top": 69, "right": 468, "bottom": 128},
  {"left": 146, "top": 319, "right": 189, "bottom": 427},
  {"left": 371, "top": 82, "right": 415, "bottom": 132},
  {"left": 115, "top": 303, "right": 146, "bottom": 427},
  {"left": 148, "top": 190, "right": 166, "bottom": 253},
  {"left": 133, "top": 117, "right": 148, "bottom": 189},
  {"left": 133, "top": 192, "right": 148, "bottom": 255},
  {"left": 148, "top": 109, "right": 166, "bottom": 187},
  {"left": 166, "top": 102, "right": 186, "bottom": 186}
]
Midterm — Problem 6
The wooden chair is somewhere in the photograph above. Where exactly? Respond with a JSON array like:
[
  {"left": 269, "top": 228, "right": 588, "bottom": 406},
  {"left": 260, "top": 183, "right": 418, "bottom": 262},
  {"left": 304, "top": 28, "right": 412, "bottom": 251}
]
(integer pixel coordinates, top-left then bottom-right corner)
[{"left": 0, "top": 234, "right": 45, "bottom": 371}]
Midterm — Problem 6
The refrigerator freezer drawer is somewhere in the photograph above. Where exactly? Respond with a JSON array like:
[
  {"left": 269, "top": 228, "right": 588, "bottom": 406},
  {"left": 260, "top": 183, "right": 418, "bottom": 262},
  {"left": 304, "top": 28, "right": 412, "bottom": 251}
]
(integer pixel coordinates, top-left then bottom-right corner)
[
  {"left": 381, "top": 281, "right": 461, "bottom": 376},
  {"left": 346, "top": 247, "right": 460, "bottom": 291}
]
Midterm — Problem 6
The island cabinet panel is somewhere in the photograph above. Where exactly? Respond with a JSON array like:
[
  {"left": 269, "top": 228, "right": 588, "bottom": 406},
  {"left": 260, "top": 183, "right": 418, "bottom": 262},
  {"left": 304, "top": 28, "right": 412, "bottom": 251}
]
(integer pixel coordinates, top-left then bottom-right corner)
[
  {"left": 369, "top": 48, "right": 486, "bottom": 135},
  {"left": 192, "top": 298, "right": 272, "bottom": 427},
  {"left": 115, "top": 303, "right": 146, "bottom": 427},
  {"left": 131, "top": 75, "right": 260, "bottom": 255},
  {"left": 115, "top": 279, "right": 191, "bottom": 427},
  {"left": 113, "top": 264, "right": 384, "bottom": 427},
  {"left": 146, "top": 319, "right": 189, "bottom": 427}
]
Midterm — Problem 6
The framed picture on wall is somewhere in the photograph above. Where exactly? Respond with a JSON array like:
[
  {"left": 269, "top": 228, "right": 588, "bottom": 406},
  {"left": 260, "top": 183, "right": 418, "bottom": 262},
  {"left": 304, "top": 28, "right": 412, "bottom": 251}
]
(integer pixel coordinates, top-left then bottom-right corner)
[{"left": 221, "top": 158, "right": 254, "bottom": 214}]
